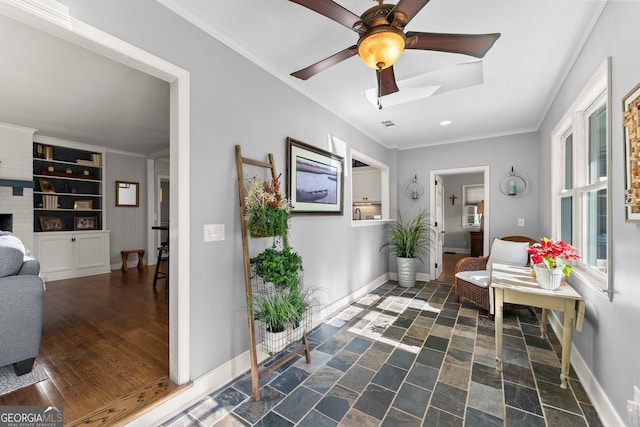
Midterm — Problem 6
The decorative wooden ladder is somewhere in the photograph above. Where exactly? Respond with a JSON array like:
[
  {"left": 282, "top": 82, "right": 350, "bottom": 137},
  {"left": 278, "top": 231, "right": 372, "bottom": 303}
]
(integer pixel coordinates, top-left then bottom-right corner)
[{"left": 234, "top": 144, "right": 311, "bottom": 401}]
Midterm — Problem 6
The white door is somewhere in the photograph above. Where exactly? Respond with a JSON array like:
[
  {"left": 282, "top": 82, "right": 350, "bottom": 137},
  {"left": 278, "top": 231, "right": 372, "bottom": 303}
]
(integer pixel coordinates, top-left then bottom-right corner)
[{"left": 434, "top": 175, "right": 444, "bottom": 279}]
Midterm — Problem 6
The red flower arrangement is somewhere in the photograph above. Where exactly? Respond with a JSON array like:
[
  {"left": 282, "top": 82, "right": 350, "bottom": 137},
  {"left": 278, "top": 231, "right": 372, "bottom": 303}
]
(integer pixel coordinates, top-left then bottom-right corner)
[{"left": 527, "top": 237, "right": 580, "bottom": 277}]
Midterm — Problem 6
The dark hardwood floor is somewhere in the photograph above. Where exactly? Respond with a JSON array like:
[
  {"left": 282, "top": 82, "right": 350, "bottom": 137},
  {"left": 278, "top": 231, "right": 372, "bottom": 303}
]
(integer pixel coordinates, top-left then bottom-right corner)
[
  {"left": 0, "top": 266, "right": 177, "bottom": 425},
  {"left": 438, "top": 251, "right": 471, "bottom": 284}
]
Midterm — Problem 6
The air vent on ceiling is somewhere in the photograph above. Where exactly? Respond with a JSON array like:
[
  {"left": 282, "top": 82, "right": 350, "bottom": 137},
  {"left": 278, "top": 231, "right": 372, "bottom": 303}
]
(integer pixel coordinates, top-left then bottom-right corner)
[{"left": 381, "top": 120, "right": 396, "bottom": 128}]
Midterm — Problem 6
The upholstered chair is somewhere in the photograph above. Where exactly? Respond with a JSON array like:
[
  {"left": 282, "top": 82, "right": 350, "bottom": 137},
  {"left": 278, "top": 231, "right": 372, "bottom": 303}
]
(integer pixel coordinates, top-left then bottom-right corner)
[{"left": 454, "top": 235, "right": 536, "bottom": 319}]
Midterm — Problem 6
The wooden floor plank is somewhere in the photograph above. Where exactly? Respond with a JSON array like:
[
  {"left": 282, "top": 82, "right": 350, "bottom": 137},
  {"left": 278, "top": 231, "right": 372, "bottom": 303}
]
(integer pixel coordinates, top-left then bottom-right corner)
[{"left": 0, "top": 267, "right": 170, "bottom": 425}]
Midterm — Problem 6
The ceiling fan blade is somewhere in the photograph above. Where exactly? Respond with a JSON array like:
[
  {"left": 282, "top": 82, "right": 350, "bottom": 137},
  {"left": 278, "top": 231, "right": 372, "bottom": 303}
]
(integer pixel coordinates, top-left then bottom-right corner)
[
  {"left": 388, "top": 0, "right": 431, "bottom": 28},
  {"left": 289, "top": 0, "right": 365, "bottom": 32},
  {"left": 377, "top": 66, "right": 399, "bottom": 97},
  {"left": 291, "top": 46, "right": 358, "bottom": 80},
  {"left": 405, "top": 32, "right": 501, "bottom": 58}
]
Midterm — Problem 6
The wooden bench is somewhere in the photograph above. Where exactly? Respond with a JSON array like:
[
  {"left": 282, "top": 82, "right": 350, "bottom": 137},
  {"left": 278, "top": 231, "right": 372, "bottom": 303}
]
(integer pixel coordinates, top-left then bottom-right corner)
[{"left": 121, "top": 249, "right": 145, "bottom": 272}]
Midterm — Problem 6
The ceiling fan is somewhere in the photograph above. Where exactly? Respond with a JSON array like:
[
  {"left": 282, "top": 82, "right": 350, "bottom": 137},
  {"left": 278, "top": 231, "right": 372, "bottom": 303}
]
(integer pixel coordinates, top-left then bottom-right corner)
[{"left": 289, "top": 0, "right": 500, "bottom": 108}]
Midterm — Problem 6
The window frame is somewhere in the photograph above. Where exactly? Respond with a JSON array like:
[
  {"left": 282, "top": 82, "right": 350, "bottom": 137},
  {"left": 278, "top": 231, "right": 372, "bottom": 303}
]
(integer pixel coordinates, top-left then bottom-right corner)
[{"left": 551, "top": 57, "right": 612, "bottom": 299}]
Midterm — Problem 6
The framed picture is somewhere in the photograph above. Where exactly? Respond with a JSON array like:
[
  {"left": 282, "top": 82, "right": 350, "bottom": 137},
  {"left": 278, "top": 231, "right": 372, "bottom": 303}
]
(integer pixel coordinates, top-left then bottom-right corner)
[
  {"left": 39, "top": 216, "right": 65, "bottom": 231},
  {"left": 623, "top": 82, "right": 640, "bottom": 222},
  {"left": 38, "top": 178, "right": 55, "bottom": 193},
  {"left": 74, "top": 216, "right": 97, "bottom": 230},
  {"left": 286, "top": 137, "right": 344, "bottom": 215},
  {"left": 74, "top": 200, "right": 93, "bottom": 210}
]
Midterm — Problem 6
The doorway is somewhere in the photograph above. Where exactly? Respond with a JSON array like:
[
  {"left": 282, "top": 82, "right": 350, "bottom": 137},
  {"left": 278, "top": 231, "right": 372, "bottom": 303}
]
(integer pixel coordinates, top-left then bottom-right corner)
[
  {"left": 2, "top": 0, "right": 191, "bottom": 385},
  {"left": 429, "top": 166, "right": 489, "bottom": 280}
]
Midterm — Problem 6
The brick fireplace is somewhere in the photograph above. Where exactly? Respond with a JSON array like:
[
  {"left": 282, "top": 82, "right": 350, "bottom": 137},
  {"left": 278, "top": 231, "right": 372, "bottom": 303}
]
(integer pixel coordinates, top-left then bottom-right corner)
[{"left": 0, "top": 124, "right": 36, "bottom": 249}]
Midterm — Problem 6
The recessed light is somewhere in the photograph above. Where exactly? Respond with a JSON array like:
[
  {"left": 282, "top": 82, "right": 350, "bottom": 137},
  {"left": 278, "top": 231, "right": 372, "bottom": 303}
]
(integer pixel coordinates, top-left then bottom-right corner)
[{"left": 440, "top": 120, "right": 452, "bottom": 126}]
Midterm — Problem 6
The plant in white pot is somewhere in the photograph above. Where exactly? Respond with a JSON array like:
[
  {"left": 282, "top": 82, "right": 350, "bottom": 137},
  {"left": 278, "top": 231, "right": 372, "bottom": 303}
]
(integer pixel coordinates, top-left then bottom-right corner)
[
  {"left": 381, "top": 209, "right": 434, "bottom": 288},
  {"left": 251, "top": 290, "right": 295, "bottom": 354}
]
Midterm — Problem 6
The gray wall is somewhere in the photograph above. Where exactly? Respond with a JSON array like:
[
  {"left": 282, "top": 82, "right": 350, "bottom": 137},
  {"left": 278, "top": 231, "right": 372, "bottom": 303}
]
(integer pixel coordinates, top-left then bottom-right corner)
[
  {"left": 537, "top": 1, "right": 640, "bottom": 422},
  {"left": 59, "top": 0, "right": 392, "bottom": 378},
  {"left": 442, "top": 172, "right": 483, "bottom": 252},
  {"left": 397, "top": 132, "right": 541, "bottom": 274},
  {"left": 105, "top": 152, "right": 147, "bottom": 266}
]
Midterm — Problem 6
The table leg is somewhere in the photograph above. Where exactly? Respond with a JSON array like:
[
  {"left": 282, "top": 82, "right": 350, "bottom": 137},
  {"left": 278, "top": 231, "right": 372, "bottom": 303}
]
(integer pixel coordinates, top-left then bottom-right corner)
[
  {"left": 540, "top": 308, "right": 548, "bottom": 339},
  {"left": 495, "top": 288, "right": 504, "bottom": 372},
  {"left": 560, "top": 300, "right": 576, "bottom": 389}
]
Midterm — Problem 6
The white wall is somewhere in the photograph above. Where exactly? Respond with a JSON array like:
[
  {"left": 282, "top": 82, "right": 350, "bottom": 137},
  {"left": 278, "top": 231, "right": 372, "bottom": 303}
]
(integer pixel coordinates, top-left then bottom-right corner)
[{"left": 537, "top": 1, "right": 640, "bottom": 423}]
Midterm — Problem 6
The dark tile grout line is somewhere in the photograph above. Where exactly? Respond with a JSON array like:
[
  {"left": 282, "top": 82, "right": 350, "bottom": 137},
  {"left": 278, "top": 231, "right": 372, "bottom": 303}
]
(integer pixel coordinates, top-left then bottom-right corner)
[{"left": 162, "top": 281, "right": 602, "bottom": 427}]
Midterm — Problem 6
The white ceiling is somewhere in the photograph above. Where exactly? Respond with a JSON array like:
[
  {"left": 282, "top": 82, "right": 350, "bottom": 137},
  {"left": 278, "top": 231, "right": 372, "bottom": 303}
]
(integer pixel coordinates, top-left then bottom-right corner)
[
  {"left": 0, "top": 14, "right": 170, "bottom": 157},
  {"left": 0, "top": 1, "right": 606, "bottom": 154}
]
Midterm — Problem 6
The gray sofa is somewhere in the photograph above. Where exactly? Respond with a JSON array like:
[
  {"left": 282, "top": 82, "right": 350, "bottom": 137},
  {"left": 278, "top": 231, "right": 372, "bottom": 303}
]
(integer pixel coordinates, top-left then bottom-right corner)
[{"left": 0, "top": 243, "right": 45, "bottom": 376}]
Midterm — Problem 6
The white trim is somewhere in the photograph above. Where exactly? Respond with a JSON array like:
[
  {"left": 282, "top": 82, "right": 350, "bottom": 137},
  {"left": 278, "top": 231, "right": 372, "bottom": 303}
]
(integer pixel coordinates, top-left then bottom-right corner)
[
  {"left": 147, "top": 159, "right": 156, "bottom": 264},
  {"left": 429, "top": 166, "right": 490, "bottom": 280},
  {"left": 547, "top": 312, "right": 624, "bottom": 427},
  {"left": 1, "top": 0, "right": 191, "bottom": 385}
]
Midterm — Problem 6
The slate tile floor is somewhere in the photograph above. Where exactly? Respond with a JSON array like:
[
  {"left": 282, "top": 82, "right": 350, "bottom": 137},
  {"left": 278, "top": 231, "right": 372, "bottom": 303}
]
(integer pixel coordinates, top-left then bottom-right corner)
[{"left": 162, "top": 281, "right": 603, "bottom": 427}]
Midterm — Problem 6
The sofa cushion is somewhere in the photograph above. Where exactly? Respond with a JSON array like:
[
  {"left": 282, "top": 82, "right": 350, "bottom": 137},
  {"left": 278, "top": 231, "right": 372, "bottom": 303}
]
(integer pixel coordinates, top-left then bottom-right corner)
[
  {"left": 486, "top": 238, "right": 530, "bottom": 270},
  {"left": 0, "top": 247, "right": 25, "bottom": 278}
]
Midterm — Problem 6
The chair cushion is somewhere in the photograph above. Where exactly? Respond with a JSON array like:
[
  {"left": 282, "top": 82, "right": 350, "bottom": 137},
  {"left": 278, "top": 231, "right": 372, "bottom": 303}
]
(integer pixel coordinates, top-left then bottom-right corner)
[
  {"left": 455, "top": 270, "right": 490, "bottom": 288},
  {"left": 486, "top": 238, "right": 530, "bottom": 270}
]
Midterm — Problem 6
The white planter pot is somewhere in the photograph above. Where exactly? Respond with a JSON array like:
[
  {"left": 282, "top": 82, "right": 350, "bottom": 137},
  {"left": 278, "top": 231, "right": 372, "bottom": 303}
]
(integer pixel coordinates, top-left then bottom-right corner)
[
  {"left": 288, "top": 323, "right": 304, "bottom": 342},
  {"left": 397, "top": 257, "right": 418, "bottom": 288},
  {"left": 263, "top": 328, "right": 288, "bottom": 354},
  {"left": 534, "top": 265, "right": 563, "bottom": 290}
]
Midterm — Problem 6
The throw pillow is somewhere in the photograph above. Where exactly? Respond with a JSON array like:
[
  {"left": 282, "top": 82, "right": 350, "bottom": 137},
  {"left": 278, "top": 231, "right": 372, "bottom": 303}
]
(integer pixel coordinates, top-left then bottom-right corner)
[{"left": 486, "top": 238, "right": 531, "bottom": 270}]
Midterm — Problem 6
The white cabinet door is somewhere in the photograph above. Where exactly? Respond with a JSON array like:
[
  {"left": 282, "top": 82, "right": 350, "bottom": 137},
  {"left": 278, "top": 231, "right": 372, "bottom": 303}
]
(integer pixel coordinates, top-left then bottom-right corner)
[
  {"left": 365, "top": 170, "right": 381, "bottom": 202},
  {"left": 74, "top": 232, "right": 109, "bottom": 272},
  {"left": 352, "top": 172, "right": 367, "bottom": 202},
  {"left": 35, "top": 232, "right": 74, "bottom": 276}
]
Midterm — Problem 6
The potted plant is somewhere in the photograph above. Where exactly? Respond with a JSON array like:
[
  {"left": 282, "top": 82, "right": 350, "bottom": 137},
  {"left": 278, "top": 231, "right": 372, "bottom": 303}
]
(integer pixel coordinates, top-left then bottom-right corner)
[
  {"left": 244, "top": 174, "right": 292, "bottom": 240},
  {"left": 528, "top": 237, "right": 580, "bottom": 290},
  {"left": 381, "top": 209, "right": 434, "bottom": 288},
  {"left": 254, "top": 240, "right": 303, "bottom": 288},
  {"left": 252, "top": 290, "right": 296, "bottom": 354},
  {"left": 287, "top": 284, "right": 312, "bottom": 341}
]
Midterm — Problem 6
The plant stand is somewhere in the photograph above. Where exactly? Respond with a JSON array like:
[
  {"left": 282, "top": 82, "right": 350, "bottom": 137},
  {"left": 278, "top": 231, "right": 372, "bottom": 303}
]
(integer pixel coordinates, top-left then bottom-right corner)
[{"left": 235, "top": 145, "right": 311, "bottom": 402}]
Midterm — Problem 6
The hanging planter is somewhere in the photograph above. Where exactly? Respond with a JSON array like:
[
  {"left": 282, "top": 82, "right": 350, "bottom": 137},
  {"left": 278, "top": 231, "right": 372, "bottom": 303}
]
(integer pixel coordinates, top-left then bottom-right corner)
[{"left": 244, "top": 174, "right": 292, "bottom": 239}]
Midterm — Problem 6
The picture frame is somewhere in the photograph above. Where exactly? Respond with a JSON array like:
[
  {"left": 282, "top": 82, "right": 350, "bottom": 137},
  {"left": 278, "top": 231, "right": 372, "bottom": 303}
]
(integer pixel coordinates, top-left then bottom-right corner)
[
  {"left": 74, "top": 216, "right": 97, "bottom": 230},
  {"left": 116, "top": 180, "right": 140, "bottom": 207},
  {"left": 38, "top": 178, "right": 55, "bottom": 193},
  {"left": 286, "top": 137, "right": 344, "bottom": 215},
  {"left": 39, "top": 216, "right": 65, "bottom": 232},
  {"left": 74, "top": 199, "right": 93, "bottom": 210},
  {"left": 623, "top": 82, "right": 640, "bottom": 222}
]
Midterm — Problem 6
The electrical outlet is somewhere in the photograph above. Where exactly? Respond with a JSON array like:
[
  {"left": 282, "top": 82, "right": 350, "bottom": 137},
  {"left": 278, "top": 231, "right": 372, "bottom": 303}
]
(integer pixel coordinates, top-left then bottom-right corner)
[
  {"left": 517, "top": 218, "right": 525, "bottom": 227},
  {"left": 204, "top": 224, "right": 225, "bottom": 242}
]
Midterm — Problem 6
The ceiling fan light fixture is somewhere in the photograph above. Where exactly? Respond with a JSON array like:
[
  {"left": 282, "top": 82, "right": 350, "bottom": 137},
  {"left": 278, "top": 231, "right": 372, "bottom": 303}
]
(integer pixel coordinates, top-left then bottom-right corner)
[{"left": 357, "top": 26, "right": 405, "bottom": 70}]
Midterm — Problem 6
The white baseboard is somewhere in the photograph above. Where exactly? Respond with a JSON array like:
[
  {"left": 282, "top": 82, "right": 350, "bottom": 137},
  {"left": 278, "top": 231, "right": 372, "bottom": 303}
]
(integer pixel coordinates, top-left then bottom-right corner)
[
  {"left": 547, "top": 312, "right": 624, "bottom": 427},
  {"left": 127, "top": 272, "right": 390, "bottom": 427}
]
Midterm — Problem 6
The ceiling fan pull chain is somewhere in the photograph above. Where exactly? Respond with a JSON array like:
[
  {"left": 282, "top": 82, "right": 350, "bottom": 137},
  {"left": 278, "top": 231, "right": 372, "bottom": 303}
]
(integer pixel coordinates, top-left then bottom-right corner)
[{"left": 376, "top": 68, "right": 383, "bottom": 110}]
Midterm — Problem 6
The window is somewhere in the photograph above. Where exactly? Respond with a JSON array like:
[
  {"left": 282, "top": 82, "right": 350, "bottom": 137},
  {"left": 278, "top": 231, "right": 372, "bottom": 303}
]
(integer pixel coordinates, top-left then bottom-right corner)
[{"left": 552, "top": 58, "right": 611, "bottom": 297}]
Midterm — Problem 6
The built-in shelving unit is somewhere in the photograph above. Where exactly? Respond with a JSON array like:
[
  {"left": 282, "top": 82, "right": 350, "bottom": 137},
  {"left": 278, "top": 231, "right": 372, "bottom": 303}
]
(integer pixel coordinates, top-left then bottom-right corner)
[
  {"left": 33, "top": 142, "right": 103, "bottom": 232},
  {"left": 32, "top": 141, "right": 110, "bottom": 280}
]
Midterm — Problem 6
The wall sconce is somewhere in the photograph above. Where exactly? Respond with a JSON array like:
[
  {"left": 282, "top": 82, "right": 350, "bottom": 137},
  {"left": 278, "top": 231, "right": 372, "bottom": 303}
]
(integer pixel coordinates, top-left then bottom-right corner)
[
  {"left": 404, "top": 174, "right": 425, "bottom": 200},
  {"left": 499, "top": 166, "right": 527, "bottom": 196},
  {"left": 449, "top": 194, "right": 458, "bottom": 205}
]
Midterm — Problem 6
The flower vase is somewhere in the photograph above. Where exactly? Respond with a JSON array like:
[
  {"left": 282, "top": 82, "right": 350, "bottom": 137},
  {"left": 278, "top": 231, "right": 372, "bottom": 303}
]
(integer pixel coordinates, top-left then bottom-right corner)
[{"left": 534, "top": 265, "right": 563, "bottom": 290}]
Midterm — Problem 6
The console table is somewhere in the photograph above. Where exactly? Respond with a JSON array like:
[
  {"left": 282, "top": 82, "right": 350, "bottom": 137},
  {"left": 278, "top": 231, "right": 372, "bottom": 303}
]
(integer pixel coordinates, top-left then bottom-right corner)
[{"left": 489, "top": 263, "right": 585, "bottom": 389}]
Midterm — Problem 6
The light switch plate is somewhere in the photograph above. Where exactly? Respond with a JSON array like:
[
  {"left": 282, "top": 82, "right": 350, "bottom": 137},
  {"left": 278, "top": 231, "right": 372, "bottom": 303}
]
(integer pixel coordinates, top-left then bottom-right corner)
[
  {"left": 204, "top": 224, "right": 225, "bottom": 242},
  {"left": 517, "top": 218, "right": 525, "bottom": 227}
]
